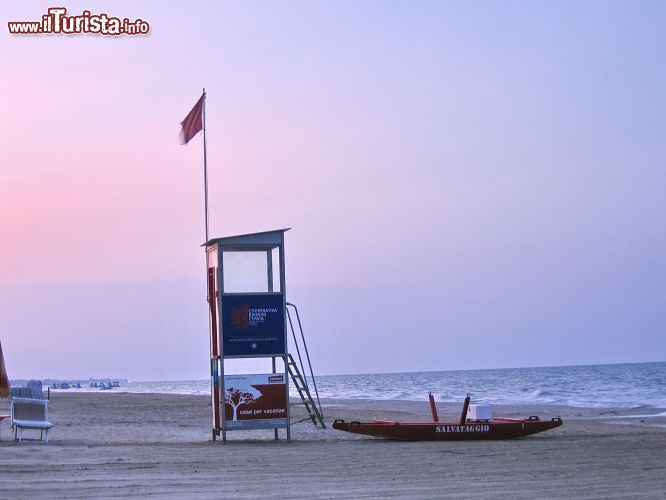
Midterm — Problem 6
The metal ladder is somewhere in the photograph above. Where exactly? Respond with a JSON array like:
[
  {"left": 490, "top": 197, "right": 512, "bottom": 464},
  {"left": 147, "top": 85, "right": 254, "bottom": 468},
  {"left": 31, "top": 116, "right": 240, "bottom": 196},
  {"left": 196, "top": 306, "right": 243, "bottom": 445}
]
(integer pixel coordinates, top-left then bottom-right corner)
[{"left": 285, "top": 302, "right": 325, "bottom": 429}]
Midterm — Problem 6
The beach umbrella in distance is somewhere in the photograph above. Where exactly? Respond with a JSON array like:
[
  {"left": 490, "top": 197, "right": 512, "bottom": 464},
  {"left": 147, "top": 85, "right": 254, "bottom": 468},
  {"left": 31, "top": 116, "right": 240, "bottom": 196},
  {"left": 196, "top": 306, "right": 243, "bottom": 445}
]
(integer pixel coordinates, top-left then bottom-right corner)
[{"left": 0, "top": 341, "right": 10, "bottom": 398}]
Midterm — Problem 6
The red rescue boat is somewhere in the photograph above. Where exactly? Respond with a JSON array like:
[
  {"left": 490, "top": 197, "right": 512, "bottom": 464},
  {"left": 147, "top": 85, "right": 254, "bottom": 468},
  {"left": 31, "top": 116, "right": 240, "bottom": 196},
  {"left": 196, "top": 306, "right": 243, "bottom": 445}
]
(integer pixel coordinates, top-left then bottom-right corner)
[{"left": 332, "top": 393, "right": 562, "bottom": 441}]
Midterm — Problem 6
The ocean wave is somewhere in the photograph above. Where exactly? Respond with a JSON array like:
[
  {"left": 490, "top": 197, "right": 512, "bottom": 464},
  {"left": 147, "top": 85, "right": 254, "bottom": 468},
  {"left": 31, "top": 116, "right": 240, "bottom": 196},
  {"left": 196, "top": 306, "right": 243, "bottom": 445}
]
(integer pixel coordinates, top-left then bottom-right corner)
[{"left": 49, "top": 362, "right": 666, "bottom": 410}]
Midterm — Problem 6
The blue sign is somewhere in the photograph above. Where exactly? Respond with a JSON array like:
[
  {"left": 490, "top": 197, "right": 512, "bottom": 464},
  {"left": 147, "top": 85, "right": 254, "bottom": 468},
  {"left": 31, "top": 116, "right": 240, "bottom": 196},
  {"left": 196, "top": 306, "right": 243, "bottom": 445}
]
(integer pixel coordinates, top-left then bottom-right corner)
[{"left": 221, "top": 294, "right": 285, "bottom": 357}]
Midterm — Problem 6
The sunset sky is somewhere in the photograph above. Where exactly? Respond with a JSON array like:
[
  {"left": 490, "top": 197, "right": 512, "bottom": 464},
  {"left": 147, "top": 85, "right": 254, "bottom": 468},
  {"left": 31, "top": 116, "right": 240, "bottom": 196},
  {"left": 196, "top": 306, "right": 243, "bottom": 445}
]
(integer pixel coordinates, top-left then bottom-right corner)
[{"left": 1, "top": 1, "right": 664, "bottom": 380}]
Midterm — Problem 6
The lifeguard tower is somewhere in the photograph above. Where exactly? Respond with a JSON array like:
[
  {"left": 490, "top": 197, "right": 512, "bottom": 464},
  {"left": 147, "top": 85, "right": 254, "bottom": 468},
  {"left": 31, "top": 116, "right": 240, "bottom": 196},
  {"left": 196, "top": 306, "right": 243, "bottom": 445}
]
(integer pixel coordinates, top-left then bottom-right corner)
[{"left": 204, "top": 229, "right": 324, "bottom": 442}]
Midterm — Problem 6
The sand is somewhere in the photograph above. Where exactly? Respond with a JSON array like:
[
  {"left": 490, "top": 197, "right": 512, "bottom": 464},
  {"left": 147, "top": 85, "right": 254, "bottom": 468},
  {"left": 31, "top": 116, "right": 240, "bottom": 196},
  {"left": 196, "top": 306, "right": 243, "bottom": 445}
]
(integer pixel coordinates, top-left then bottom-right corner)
[{"left": 1, "top": 393, "right": 665, "bottom": 499}]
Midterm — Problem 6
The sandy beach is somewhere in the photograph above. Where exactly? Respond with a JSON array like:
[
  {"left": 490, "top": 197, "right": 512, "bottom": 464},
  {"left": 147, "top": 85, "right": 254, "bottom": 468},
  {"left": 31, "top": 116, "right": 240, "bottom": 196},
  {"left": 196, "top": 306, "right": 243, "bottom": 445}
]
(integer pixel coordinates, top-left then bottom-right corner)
[{"left": 1, "top": 393, "right": 665, "bottom": 499}]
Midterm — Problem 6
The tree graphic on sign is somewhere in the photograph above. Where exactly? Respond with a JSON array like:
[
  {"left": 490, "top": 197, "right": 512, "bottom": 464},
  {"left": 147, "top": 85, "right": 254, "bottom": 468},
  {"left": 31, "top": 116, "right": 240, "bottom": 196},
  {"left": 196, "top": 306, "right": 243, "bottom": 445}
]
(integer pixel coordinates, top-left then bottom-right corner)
[{"left": 225, "top": 387, "right": 256, "bottom": 421}]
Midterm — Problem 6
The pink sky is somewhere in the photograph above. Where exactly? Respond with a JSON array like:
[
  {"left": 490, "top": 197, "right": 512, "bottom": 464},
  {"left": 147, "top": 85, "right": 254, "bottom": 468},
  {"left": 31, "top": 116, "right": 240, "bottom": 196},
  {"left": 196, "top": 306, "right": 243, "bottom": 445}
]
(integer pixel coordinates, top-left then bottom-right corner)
[{"left": 1, "top": 1, "right": 664, "bottom": 380}]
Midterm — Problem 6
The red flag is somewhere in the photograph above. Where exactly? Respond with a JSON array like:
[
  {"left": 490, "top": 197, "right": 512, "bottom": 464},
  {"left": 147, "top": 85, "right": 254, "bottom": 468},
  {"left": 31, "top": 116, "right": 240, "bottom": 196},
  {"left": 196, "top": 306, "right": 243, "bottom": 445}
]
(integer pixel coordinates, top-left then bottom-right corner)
[{"left": 179, "top": 94, "right": 204, "bottom": 144}]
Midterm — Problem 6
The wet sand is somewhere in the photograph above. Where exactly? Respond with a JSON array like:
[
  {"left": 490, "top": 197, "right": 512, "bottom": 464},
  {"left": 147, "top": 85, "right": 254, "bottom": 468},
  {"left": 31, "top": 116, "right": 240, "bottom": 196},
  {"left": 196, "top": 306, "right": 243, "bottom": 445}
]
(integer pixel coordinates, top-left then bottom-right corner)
[{"left": 1, "top": 393, "right": 665, "bottom": 498}]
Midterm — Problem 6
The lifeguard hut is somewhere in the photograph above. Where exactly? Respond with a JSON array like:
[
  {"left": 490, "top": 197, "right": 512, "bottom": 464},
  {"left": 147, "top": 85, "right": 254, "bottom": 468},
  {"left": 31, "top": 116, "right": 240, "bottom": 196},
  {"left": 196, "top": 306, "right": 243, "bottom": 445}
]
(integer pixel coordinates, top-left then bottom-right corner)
[{"left": 204, "top": 229, "right": 324, "bottom": 442}]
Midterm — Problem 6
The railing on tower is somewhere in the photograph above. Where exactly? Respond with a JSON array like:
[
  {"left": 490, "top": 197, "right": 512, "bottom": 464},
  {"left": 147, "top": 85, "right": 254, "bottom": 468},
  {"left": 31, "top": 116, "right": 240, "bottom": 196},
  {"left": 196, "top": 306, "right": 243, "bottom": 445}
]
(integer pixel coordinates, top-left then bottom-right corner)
[{"left": 286, "top": 302, "right": 325, "bottom": 428}]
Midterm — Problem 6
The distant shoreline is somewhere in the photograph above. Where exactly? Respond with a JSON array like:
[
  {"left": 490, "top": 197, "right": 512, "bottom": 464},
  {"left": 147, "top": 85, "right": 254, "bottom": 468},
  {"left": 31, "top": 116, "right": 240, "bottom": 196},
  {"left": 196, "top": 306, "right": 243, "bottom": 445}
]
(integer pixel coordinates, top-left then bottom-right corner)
[
  {"left": 12, "top": 361, "right": 665, "bottom": 410},
  {"left": 11, "top": 359, "right": 665, "bottom": 384}
]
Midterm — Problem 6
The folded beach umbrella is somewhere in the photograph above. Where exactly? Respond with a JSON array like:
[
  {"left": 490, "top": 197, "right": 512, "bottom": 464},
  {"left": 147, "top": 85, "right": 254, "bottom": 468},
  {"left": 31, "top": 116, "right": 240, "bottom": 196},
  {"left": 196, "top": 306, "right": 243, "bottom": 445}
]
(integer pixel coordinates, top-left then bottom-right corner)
[{"left": 0, "top": 341, "right": 10, "bottom": 398}]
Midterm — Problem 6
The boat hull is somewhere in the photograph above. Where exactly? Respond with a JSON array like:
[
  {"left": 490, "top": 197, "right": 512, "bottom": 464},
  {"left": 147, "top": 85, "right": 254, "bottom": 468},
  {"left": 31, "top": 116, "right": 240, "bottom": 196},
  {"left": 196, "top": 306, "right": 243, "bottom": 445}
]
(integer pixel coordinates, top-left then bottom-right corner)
[{"left": 332, "top": 417, "right": 562, "bottom": 441}]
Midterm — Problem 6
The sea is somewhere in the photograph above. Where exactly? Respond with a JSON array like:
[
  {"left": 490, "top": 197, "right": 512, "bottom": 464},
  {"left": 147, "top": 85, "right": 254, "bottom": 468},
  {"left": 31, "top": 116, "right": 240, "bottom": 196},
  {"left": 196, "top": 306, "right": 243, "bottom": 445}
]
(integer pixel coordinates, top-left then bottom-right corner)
[{"left": 44, "top": 361, "right": 666, "bottom": 410}]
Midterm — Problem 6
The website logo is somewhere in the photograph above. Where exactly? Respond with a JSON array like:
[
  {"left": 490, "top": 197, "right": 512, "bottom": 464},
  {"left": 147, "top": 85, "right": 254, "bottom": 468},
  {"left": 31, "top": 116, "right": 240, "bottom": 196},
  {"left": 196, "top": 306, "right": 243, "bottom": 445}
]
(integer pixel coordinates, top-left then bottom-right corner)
[{"left": 8, "top": 7, "right": 150, "bottom": 36}]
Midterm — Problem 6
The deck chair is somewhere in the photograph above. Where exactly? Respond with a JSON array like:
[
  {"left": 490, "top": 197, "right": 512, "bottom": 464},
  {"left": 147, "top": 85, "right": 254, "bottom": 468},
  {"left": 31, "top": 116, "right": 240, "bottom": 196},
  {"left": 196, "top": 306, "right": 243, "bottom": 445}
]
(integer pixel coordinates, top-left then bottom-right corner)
[
  {"left": 10, "top": 380, "right": 45, "bottom": 399},
  {"left": 11, "top": 397, "right": 53, "bottom": 443},
  {"left": 27, "top": 380, "right": 45, "bottom": 399},
  {"left": 9, "top": 387, "right": 32, "bottom": 398}
]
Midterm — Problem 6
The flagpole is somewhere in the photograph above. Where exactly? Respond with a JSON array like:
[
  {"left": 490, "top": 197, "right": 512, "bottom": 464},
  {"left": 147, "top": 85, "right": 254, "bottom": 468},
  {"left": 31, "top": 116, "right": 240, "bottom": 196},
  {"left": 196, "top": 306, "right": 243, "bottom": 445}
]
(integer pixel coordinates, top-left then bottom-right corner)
[
  {"left": 201, "top": 88, "right": 217, "bottom": 439},
  {"left": 202, "top": 88, "right": 209, "bottom": 242}
]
